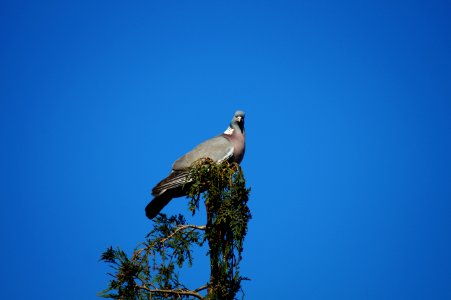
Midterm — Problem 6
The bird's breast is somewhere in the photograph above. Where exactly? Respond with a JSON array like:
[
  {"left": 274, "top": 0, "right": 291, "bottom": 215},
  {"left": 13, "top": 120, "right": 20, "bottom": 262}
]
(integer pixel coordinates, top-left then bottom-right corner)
[{"left": 223, "top": 132, "right": 245, "bottom": 164}]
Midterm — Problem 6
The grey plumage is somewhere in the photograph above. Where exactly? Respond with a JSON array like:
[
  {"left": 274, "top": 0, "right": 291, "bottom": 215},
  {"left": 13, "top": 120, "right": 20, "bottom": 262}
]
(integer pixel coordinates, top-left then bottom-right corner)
[{"left": 145, "top": 110, "right": 246, "bottom": 219}]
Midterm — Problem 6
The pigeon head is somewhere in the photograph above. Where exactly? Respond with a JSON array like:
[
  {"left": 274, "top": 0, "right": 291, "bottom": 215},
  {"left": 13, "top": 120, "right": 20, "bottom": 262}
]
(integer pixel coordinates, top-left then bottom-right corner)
[{"left": 230, "top": 110, "right": 245, "bottom": 133}]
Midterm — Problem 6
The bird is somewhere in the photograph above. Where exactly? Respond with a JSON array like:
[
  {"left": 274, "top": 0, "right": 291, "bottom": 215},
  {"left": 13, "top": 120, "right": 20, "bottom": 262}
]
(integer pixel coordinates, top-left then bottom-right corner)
[{"left": 145, "top": 110, "right": 246, "bottom": 220}]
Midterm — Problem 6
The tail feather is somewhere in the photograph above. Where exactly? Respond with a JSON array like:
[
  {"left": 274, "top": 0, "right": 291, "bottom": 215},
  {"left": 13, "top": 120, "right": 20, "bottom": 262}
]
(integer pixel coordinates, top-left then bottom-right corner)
[
  {"left": 145, "top": 193, "right": 173, "bottom": 219},
  {"left": 146, "top": 170, "right": 193, "bottom": 220},
  {"left": 146, "top": 171, "right": 192, "bottom": 219},
  {"left": 145, "top": 186, "right": 190, "bottom": 219}
]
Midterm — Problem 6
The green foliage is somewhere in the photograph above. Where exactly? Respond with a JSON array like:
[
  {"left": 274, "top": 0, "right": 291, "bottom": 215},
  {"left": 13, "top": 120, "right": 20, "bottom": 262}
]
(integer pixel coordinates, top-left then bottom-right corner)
[
  {"left": 99, "top": 160, "right": 251, "bottom": 300},
  {"left": 188, "top": 159, "right": 251, "bottom": 300}
]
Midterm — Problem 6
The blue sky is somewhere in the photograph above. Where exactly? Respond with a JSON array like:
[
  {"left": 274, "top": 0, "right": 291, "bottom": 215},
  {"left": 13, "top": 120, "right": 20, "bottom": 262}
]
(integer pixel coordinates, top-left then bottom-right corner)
[{"left": 1, "top": 1, "right": 451, "bottom": 299}]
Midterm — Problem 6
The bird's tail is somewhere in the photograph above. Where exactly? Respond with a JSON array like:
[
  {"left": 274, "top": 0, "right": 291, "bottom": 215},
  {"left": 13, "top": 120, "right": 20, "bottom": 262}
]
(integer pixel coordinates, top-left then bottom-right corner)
[
  {"left": 146, "top": 170, "right": 190, "bottom": 220},
  {"left": 145, "top": 193, "right": 173, "bottom": 219}
]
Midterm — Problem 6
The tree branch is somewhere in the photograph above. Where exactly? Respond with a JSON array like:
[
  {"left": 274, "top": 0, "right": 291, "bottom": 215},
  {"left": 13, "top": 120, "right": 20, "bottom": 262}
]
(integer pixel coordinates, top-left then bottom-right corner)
[
  {"left": 139, "top": 284, "right": 205, "bottom": 299},
  {"left": 160, "top": 224, "right": 206, "bottom": 244},
  {"left": 194, "top": 285, "right": 208, "bottom": 292}
]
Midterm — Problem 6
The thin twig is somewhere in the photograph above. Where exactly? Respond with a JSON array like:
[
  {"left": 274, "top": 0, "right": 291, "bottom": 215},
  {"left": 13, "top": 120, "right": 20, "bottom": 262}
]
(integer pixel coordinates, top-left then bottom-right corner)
[
  {"left": 139, "top": 285, "right": 204, "bottom": 299},
  {"left": 160, "top": 225, "right": 206, "bottom": 244},
  {"left": 194, "top": 285, "right": 208, "bottom": 292}
]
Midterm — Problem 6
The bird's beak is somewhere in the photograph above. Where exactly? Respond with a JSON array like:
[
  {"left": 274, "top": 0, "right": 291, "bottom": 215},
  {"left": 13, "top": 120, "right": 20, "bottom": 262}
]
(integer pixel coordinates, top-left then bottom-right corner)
[{"left": 237, "top": 116, "right": 242, "bottom": 123}]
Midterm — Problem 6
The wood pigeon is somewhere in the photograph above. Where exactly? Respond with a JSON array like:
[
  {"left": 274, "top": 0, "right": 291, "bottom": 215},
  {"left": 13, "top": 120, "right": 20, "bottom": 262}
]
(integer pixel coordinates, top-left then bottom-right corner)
[{"left": 145, "top": 110, "right": 246, "bottom": 219}]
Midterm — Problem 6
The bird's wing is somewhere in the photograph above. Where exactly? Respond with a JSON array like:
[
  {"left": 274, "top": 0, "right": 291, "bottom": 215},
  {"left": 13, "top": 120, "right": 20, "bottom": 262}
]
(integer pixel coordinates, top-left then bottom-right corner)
[
  {"left": 151, "top": 170, "right": 189, "bottom": 196},
  {"left": 172, "top": 135, "right": 234, "bottom": 170}
]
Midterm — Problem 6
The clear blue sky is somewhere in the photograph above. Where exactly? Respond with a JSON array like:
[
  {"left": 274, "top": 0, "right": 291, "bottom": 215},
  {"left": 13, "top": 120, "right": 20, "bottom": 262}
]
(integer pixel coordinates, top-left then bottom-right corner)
[{"left": 1, "top": 1, "right": 451, "bottom": 299}]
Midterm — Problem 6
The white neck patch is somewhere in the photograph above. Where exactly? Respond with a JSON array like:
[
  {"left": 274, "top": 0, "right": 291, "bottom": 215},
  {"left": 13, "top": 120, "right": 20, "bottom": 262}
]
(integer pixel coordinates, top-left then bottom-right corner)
[{"left": 224, "top": 126, "right": 234, "bottom": 135}]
